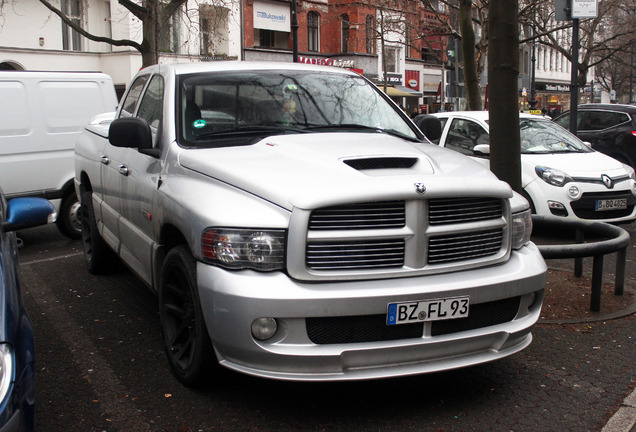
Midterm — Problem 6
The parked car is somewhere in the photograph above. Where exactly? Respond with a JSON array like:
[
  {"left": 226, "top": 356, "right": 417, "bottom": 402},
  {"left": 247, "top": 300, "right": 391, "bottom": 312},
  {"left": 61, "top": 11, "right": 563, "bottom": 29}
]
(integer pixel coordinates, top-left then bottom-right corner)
[
  {"left": 0, "top": 191, "right": 56, "bottom": 431},
  {"left": 430, "top": 111, "right": 636, "bottom": 223},
  {"left": 554, "top": 104, "right": 636, "bottom": 169},
  {"left": 0, "top": 71, "right": 118, "bottom": 239},
  {"left": 75, "top": 62, "right": 546, "bottom": 386}
]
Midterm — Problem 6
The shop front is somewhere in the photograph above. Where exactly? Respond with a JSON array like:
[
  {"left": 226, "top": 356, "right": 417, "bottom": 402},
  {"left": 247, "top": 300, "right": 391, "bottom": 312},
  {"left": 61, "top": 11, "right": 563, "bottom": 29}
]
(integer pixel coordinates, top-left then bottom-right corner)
[{"left": 519, "top": 83, "right": 571, "bottom": 117}]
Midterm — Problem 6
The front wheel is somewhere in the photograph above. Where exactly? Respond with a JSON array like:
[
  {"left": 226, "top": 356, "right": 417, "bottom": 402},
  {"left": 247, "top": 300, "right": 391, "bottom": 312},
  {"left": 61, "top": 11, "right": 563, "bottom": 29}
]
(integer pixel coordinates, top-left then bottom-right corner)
[{"left": 159, "top": 245, "right": 216, "bottom": 386}]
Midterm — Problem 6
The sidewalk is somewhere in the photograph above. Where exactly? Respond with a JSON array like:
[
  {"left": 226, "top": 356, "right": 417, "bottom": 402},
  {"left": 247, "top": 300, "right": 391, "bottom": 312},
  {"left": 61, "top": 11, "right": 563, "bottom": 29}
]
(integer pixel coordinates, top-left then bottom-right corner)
[{"left": 602, "top": 387, "right": 636, "bottom": 432}]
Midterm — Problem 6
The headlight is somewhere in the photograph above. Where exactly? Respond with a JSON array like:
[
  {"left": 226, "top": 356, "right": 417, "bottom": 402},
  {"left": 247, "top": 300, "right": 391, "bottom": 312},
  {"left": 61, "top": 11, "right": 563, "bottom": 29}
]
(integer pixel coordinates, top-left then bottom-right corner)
[
  {"left": 201, "top": 228, "right": 285, "bottom": 271},
  {"left": 535, "top": 166, "right": 572, "bottom": 187},
  {"left": 0, "top": 344, "right": 14, "bottom": 405},
  {"left": 512, "top": 209, "right": 532, "bottom": 249},
  {"left": 622, "top": 164, "right": 635, "bottom": 180}
]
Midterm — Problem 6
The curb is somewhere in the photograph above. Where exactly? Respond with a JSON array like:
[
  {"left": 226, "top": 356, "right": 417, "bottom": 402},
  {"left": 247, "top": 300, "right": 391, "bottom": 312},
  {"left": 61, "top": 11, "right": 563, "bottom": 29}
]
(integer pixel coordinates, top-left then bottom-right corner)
[{"left": 601, "top": 387, "right": 636, "bottom": 432}]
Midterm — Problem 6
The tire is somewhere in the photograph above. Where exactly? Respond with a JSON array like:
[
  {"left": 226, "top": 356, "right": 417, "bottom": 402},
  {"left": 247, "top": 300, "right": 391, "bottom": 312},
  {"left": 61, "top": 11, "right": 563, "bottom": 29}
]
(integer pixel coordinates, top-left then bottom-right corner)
[
  {"left": 159, "top": 245, "right": 216, "bottom": 387},
  {"left": 80, "top": 191, "right": 117, "bottom": 274},
  {"left": 57, "top": 192, "right": 82, "bottom": 239}
]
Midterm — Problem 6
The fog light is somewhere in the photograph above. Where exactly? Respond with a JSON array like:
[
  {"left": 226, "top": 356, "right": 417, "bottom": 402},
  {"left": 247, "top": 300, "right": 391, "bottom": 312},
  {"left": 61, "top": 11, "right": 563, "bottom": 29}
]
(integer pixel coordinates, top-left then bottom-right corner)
[
  {"left": 568, "top": 185, "right": 581, "bottom": 199},
  {"left": 548, "top": 201, "right": 565, "bottom": 210},
  {"left": 251, "top": 317, "right": 278, "bottom": 341}
]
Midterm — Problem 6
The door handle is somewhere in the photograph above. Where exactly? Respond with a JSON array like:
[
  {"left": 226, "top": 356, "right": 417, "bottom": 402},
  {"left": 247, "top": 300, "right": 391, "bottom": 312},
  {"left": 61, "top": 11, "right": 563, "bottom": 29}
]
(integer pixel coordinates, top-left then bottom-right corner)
[
  {"left": 118, "top": 165, "right": 129, "bottom": 176},
  {"left": 100, "top": 155, "right": 110, "bottom": 165}
]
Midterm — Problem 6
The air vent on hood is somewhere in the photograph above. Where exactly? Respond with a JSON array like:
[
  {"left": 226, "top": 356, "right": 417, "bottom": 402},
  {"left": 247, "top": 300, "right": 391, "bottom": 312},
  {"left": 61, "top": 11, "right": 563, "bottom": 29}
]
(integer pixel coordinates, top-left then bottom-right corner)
[{"left": 344, "top": 157, "right": 418, "bottom": 170}]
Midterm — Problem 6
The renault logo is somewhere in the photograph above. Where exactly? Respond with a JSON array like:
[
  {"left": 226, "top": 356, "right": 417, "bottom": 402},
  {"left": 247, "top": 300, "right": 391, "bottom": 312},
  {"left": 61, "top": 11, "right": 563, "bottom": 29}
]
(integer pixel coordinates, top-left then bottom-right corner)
[
  {"left": 601, "top": 174, "right": 614, "bottom": 189},
  {"left": 414, "top": 182, "right": 427, "bottom": 194}
]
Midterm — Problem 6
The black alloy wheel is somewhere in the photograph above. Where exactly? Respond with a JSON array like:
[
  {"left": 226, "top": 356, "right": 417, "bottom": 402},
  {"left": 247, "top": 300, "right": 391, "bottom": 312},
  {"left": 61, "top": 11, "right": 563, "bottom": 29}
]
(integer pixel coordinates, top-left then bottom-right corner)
[{"left": 159, "top": 246, "right": 215, "bottom": 386}]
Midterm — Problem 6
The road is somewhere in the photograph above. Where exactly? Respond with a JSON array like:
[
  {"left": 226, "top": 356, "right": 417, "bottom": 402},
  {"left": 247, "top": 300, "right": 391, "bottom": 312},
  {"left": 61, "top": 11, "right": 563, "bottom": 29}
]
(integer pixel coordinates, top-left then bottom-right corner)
[{"left": 17, "top": 223, "right": 636, "bottom": 432}]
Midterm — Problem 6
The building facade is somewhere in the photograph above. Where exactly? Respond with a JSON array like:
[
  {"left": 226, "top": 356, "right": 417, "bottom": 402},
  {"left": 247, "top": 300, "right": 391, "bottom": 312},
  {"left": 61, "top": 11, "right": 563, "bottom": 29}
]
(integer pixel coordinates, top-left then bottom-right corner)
[{"left": 0, "top": 0, "right": 448, "bottom": 108}]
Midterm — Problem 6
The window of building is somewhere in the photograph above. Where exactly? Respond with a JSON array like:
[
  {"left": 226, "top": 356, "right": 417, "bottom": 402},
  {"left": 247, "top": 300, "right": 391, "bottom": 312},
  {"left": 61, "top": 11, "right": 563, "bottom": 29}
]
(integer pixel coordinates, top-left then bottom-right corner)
[
  {"left": 385, "top": 46, "right": 400, "bottom": 73},
  {"left": 159, "top": 7, "right": 181, "bottom": 54},
  {"left": 307, "top": 11, "right": 319, "bottom": 52},
  {"left": 254, "top": 29, "right": 288, "bottom": 49},
  {"left": 341, "top": 14, "right": 349, "bottom": 53},
  {"left": 366, "top": 15, "right": 375, "bottom": 54},
  {"left": 200, "top": 5, "right": 229, "bottom": 56},
  {"left": 61, "top": 0, "right": 82, "bottom": 51}
]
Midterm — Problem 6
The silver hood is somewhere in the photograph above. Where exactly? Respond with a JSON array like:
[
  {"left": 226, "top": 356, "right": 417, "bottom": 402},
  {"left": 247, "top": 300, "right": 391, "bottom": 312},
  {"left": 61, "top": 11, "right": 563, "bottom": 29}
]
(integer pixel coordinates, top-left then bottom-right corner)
[{"left": 178, "top": 132, "right": 512, "bottom": 210}]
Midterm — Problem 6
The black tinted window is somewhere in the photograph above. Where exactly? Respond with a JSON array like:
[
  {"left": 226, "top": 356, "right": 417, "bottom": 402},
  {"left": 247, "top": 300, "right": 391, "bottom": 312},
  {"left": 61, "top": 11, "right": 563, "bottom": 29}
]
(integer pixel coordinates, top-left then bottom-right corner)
[{"left": 579, "top": 111, "right": 629, "bottom": 131}]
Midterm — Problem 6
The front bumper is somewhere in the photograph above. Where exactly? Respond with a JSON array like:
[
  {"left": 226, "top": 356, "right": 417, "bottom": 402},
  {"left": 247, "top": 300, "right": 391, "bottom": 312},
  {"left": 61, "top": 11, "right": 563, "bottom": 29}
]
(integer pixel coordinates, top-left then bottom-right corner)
[
  {"left": 197, "top": 243, "right": 546, "bottom": 381},
  {"left": 526, "top": 178, "right": 636, "bottom": 223}
]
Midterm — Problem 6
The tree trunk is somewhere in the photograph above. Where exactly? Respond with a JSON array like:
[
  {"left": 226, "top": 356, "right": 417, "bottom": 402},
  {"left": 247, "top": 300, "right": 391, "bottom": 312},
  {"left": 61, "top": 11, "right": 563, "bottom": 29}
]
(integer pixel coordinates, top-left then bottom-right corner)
[
  {"left": 487, "top": 0, "right": 521, "bottom": 193},
  {"left": 459, "top": 0, "right": 481, "bottom": 110}
]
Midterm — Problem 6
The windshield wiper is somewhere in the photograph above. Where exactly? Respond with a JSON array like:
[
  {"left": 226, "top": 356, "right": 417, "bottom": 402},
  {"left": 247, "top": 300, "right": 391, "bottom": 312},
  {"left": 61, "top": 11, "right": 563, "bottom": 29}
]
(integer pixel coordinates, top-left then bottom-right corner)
[
  {"left": 303, "top": 124, "right": 419, "bottom": 141},
  {"left": 192, "top": 125, "right": 305, "bottom": 140},
  {"left": 304, "top": 124, "right": 383, "bottom": 132}
]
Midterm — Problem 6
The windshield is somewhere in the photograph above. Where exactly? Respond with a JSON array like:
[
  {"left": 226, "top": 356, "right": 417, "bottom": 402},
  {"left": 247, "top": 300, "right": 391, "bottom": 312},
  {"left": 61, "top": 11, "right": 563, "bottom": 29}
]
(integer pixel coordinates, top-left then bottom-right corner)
[
  {"left": 518, "top": 119, "right": 592, "bottom": 154},
  {"left": 178, "top": 70, "right": 419, "bottom": 146},
  {"left": 484, "top": 118, "right": 593, "bottom": 154}
]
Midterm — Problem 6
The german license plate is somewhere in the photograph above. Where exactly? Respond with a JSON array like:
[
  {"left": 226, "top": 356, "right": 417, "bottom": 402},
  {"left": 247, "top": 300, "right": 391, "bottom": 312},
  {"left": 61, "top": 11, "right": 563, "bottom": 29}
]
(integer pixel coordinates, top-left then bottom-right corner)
[
  {"left": 387, "top": 296, "right": 469, "bottom": 325},
  {"left": 595, "top": 198, "right": 627, "bottom": 211}
]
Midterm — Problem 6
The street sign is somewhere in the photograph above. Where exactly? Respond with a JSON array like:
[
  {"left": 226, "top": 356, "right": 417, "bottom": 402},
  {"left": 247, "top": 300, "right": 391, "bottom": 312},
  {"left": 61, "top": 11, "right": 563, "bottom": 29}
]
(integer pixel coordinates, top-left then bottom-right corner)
[{"left": 572, "top": 0, "right": 598, "bottom": 18}]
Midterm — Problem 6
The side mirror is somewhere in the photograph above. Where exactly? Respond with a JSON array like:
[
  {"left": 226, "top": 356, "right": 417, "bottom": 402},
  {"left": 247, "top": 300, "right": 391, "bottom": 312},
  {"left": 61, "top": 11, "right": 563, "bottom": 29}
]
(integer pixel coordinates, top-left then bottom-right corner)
[
  {"left": 473, "top": 144, "right": 491, "bottom": 156},
  {"left": 413, "top": 114, "right": 442, "bottom": 142},
  {"left": 109, "top": 117, "right": 153, "bottom": 150},
  {"left": 2, "top": 197, "right": 56, "bottom": 232}
]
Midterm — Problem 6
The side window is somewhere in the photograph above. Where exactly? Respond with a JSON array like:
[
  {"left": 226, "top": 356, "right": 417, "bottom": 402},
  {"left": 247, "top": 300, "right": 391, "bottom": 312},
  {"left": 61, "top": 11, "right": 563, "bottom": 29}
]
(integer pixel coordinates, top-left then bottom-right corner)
[
  {"left": 445, "top": 119, "right": 489, "bottom": 155},
  {"left": 120, "top": 75, "right": 150, "bottom": 118},
  {"left": 136, "top": 75, "right": 164, "bottom": 148}
]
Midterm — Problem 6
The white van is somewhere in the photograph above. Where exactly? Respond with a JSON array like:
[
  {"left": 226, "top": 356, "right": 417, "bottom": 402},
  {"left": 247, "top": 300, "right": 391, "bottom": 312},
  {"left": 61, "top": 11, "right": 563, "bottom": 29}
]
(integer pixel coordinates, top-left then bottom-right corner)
[{"left": 0, "top": 71, "right": 118, "bottom": 238}]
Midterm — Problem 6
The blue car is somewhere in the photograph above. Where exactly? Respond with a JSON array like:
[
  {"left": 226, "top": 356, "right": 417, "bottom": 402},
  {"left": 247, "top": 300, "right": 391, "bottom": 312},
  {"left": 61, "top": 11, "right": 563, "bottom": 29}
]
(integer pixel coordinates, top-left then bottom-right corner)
[{"left": 0, "top": 191, "right": 55, "bottom": 432}]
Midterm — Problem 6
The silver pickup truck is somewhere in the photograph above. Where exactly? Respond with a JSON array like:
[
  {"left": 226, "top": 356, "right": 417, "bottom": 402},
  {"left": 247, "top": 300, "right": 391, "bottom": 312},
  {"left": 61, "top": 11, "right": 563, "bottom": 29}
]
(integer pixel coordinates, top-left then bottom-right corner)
[{"left": 74, "top": 62, "right": 546, "bottom": 386}]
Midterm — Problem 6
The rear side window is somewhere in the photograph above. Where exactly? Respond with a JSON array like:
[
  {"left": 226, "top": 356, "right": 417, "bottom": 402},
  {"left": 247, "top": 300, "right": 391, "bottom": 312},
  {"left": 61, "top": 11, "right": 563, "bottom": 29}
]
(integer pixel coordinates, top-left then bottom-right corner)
[
  {"left": 120, "top": 75, "right": 149, "bottom": 117},
  {"left": 0, "top": 81, "right": 31, "bottom": 137},
  {"left": 579, "top": 111, "right": 630, "bottom": 131}
]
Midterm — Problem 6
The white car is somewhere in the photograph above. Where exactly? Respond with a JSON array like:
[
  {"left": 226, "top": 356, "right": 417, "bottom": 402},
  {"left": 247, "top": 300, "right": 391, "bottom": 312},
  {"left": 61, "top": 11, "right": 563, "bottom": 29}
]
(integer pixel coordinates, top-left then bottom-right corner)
[{"left": 430, "top": 111, "right": 636, "bottom": 223}]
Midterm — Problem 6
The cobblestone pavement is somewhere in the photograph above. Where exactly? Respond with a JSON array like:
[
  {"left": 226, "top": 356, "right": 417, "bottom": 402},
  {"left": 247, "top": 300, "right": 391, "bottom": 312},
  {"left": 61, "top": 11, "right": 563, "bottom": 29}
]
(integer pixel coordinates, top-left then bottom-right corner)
[{"left": 16, "top": 225, "right": 636, "bottom": 432}]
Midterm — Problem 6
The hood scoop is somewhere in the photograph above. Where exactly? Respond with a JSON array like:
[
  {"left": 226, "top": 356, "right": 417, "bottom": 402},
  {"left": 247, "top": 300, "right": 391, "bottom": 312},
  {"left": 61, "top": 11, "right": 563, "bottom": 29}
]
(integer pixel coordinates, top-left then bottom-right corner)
[
  {"left": 345, "top": 157, "right": 418, "bottom": 170},
  {"left": 344, "top": 157, "right": 432, "bottom": 176}
]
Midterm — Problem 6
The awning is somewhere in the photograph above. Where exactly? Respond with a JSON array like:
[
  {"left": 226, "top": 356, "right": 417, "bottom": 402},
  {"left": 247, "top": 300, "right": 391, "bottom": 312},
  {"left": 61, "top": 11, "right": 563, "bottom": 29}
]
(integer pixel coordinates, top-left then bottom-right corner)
[
  {"left": 394, "top": 85, "right": 423, "bottom": 97},
  {"left": 383, "top": 87, "right": 413, "bottom": 97}
]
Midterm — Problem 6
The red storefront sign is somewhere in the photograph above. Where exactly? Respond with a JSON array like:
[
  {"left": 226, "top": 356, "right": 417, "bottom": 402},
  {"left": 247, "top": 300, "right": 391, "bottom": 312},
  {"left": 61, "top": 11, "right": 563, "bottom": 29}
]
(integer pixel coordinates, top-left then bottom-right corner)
[{"left": 405, "top": 70, "right": 420, "bottom": 91}]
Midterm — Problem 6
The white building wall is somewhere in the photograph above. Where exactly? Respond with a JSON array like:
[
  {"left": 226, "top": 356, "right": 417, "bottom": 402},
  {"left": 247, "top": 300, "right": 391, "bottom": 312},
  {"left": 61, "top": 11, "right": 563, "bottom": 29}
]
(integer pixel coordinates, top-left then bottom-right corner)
[{"left": 0, "top": 0, "right": 242, "bottom": 89}]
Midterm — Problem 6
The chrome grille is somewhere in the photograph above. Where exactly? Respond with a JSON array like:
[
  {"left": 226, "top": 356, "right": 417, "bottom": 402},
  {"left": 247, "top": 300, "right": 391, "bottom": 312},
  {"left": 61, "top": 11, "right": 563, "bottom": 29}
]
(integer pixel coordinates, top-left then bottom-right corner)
[
  {"left": 428, "top": 229, "right": 504, "bottom": 264},
  {"left": 303, "top": 197, "right": 508, "bottom": 275},
  {"left": 306, "top": 239, "right": 405, "bottom": 270},
  {"left": 429, "top": 197, "right": 503, "bottom": 225},
  {"left": 308, "top": 201, "right": 405, "bottom": 230}
]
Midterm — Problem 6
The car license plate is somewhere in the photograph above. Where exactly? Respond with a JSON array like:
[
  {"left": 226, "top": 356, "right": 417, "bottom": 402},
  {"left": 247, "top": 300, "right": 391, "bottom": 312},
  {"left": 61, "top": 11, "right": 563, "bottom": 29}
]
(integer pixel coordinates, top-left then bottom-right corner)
[
  {"left": 387, "top": 296, "right": 469, "bottom": 325},
  {"left": 595, "top": 198, "right": 627, "bottom": 211}
]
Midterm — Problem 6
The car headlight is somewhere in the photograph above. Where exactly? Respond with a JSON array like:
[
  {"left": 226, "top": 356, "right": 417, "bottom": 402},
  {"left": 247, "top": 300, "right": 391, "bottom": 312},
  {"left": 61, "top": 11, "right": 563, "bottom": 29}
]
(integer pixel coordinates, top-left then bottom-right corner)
[
  {"left": 0, "top": 344, "right": 14, "bottom": 405},
  {"left": 512, "top": 209, "right": 532, "bottom": 250},
  {"left": 201, "top": 228, "right": 286, "bottom": 271},
  {"left": 535, "top": 166, "right": 572, "bottom": 187},
  {"left": 622, "top": 164, "right": 635, "bottom": 180}
]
